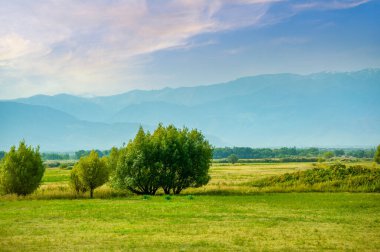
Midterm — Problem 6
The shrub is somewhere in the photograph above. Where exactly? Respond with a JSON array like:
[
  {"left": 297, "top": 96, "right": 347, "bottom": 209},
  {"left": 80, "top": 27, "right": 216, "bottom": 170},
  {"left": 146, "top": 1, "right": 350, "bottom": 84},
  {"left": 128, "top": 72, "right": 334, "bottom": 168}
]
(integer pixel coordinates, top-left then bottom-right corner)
[
  {"left": 0, "top": 141, "right": 45, "bottom": 195},
  {"left": 70, "top": 150, "right": 109, "bottom": 198},
  {"left": 252, "top": 163, "right": 380, "bottom": 192},
  {"left": 227, "top": 154, "right": 239, "bottom": 164}
]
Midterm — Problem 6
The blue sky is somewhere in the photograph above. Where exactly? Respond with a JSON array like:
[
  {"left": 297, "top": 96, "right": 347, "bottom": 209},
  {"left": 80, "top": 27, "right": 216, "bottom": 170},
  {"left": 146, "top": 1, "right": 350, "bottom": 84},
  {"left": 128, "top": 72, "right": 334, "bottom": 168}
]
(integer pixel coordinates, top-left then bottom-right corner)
[{"left": 0, "top": 0, "right": 379, "bottom": 99}]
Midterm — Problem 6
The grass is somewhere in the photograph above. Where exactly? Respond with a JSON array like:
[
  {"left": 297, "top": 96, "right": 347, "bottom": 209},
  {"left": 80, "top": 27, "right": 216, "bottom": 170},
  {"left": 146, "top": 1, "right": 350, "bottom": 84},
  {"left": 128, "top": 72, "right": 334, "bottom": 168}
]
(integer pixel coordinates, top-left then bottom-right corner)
[
  {"left": 1, "top": 161, "right": 379, "bottom": 250},
  {"left": 0, "top": 194, "right": 379, "bottom": 251}
]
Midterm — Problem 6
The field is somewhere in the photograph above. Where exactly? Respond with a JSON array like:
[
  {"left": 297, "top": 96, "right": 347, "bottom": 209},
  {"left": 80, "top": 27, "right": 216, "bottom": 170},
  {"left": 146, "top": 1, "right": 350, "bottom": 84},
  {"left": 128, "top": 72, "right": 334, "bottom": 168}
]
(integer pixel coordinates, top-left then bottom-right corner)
[{"left": 1, "top": 162, "right": 380, "bottom": 251}]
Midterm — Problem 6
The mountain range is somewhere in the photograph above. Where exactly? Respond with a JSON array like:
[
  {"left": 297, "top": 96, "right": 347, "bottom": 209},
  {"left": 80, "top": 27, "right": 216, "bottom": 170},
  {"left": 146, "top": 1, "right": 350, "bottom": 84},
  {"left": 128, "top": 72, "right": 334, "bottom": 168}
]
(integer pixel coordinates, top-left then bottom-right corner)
[{"left": 1, "top": 69, "right": 379, "bottom": 151}]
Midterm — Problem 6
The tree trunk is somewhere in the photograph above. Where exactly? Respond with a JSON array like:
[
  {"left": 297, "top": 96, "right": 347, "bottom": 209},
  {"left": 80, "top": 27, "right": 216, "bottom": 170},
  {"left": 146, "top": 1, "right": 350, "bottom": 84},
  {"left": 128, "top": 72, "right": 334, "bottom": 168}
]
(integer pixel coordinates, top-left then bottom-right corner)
[
  {"left": 90, "top": 188, "right": 94, "bottom": 198},
  {"left": 163, "top": 188, "right": 171, "bottom": 194}
]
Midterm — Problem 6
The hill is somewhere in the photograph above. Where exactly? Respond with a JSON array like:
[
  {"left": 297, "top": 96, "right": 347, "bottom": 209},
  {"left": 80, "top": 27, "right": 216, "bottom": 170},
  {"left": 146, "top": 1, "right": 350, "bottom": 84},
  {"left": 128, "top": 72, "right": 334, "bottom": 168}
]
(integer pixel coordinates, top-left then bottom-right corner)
[
  {"left": 0, "top": 102, "right": 140, "bottom": 151},
  {"left": 2, "top": 69, "right": 380, "bottom": 150}
]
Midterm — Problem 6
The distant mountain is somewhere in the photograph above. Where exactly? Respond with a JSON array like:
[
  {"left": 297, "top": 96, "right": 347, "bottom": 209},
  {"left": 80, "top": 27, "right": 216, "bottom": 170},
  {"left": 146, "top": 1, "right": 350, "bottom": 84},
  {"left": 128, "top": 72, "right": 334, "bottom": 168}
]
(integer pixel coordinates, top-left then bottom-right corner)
[
  {"left": 14, "top": 94, "right": 108, "bottom": 122},
  {"left": 0, "top": 102, "right": 141, "bottom": 151},
  {"left": 2, "top": 69, "right": 380, "bottom": 150}
]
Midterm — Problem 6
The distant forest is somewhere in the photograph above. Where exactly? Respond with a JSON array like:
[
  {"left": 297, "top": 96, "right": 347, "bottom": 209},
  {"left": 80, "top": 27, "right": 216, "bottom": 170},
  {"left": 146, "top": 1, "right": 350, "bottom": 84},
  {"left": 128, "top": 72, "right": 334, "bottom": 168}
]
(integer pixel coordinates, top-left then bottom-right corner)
[
  {"left": 0, "top": 147, "right": 375, "bottom": 161},
  {"left": 212, "top": 147, "right": 375, "bottom": 159}
]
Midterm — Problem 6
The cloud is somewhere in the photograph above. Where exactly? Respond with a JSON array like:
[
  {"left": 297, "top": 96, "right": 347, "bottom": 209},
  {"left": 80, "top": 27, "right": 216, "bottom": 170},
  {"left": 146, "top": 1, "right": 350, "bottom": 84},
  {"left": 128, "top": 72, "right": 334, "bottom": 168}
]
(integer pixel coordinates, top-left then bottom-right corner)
[
  {"left": 0, "top": 0, "right": 372, "bottom": 98},
  {"left": 292, "top": 0, "right": 370, "bottom": 11}
]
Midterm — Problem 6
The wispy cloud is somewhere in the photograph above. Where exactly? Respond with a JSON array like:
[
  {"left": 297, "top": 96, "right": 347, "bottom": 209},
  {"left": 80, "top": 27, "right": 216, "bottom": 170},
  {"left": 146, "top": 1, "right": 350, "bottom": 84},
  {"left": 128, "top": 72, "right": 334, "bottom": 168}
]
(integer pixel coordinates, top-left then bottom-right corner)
[
  {"left": 292, "top": 0, "right": 370, "bottom": 11},
  {"left": 0, "top": 0, "right": 372, "bottom": 98}
]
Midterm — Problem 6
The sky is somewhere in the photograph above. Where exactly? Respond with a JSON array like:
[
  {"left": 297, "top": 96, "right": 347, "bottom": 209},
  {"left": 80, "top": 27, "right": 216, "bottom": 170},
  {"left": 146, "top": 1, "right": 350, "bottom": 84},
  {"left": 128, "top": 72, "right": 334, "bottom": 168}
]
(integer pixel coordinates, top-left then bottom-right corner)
[{"left": 0, "top": 0, "right": 379, "bottom": 99}]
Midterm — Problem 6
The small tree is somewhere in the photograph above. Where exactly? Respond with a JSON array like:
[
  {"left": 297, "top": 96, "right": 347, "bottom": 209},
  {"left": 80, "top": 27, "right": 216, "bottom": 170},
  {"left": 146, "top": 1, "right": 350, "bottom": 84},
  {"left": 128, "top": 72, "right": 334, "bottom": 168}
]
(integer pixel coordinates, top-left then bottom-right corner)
[
  {"left": 375, "top": 145, "right": 380, "bottom": 164},
  {"left": 0, "top": 141, "right": 45, "bottom": 195},
  {"left": 70, "top": 168, "right": 87, "bottom": 194},
  {"left": 70, "top": 150, "right": 109, "bottom": 198},
  {"left": 227, "top": 154, "right": 239, "bottom": 164}
]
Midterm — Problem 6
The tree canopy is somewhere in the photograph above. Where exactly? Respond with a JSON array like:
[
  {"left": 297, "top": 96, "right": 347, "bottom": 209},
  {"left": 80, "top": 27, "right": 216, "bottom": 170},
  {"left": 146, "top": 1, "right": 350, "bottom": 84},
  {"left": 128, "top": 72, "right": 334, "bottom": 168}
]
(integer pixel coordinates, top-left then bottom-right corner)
[
  {"left": 70, "top": 150, "right": 109, "bottom": 198},
  {"left": 112, "top": 124, "right": 213, "bottom": 195},
  {"left": 0, "top": 141, "right": 45, "bottom": 195}
]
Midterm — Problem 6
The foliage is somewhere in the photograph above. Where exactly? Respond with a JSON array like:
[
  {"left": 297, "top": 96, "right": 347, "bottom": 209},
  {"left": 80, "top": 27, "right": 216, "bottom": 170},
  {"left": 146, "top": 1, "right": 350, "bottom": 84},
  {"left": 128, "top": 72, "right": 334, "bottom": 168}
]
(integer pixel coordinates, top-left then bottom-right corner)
[
  {"left": 213, "top": 147, "right": 376, "bottom": 159},
  {"left": 112, "top": 127, "right": 161, "bottom": 195},
  {"left": 214, "top": 157, "right": 319, "bottom": 163},
  {"left": 75, "top": 149, "right": 114, "bottom": 160},
  {"left": 0, "top": 151, "right": 5, "bottom": 160},
  {"left": 323, "top": 151, "right": 334, "bottom": 159},
  {"left": 0, "top": 141, "right": 45, "bottom": 195},
  {"left": 107, "top": 147, "right": 120, "bottom": 175},
  {"left": 375, "top": 145, "right": 380, "bottom": 164},
  {"left": 153, "top": 124, "right": 212, "bottom": 194},
  {"left": 70, "top": 168, "right": 88, "bottom": 194},
  {"left": 70, "top": 150, "right": 109, "bottom": 198},
  {"left": 252, "top": 163, "right": 380, "bottom": 192},
  {"left": 41, "top": 152, "right": 70, "bottom": 160},
  {"left": 113, "top": 124, "right": 212, "bottom": 195},
  {"left": 227, "top": 154, "right": 239, "bottom": 164}
]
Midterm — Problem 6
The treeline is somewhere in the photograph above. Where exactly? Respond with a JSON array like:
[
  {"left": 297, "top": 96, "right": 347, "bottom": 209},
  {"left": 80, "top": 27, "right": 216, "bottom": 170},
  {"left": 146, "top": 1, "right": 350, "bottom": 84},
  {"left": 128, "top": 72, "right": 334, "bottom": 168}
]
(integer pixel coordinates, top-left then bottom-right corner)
[
  {"left": 40, "top": 150, "right": 111, "bottom": 160},
  {"left": 213, "top": 147, "right": 376, "bottom": 159}
]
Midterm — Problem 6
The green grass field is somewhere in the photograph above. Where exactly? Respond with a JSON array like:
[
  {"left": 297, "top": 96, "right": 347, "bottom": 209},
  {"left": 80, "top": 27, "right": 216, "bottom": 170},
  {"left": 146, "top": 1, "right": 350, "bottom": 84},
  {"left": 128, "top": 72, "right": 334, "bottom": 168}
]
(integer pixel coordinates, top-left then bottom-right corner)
[{"left": 1, "top": 162, "right": 379, "bottom": 251}]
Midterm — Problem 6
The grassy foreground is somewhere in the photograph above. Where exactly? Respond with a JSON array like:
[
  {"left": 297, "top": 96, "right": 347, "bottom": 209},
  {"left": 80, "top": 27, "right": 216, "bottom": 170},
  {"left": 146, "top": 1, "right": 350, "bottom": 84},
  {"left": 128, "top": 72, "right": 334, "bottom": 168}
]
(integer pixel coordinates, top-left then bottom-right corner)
[
  {"left": 1, "top": 161, "right": 379, "bottom": 250},
  {"left": 1, "top": 193, "right": 380, "bottom": 251}
]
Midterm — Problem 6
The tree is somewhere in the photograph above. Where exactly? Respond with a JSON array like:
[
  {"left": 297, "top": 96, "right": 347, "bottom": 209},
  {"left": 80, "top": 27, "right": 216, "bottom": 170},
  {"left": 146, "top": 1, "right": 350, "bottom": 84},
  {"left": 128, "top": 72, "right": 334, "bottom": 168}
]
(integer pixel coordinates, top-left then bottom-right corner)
[
  {"left": 333, "top": 149, "right": 345, "bottom": 157},
  {"left": 152, "top": 124, "right": 212, "bottom": 195},
  {"left": 113, "top": 127, "right": 161, "bottom": 195},
  {"left": 0, "top": 141, "right": 45, "bottom": 195},
  {"left": 0, "top": 151, "right": 5, "bottom": 160},
  {"left": 70, "top": 150, "right": 109, "bottom": 198},
  {"left": 70, "top": 168, "right": 87, "bottom": 194},
  {"left": 107, "top": 147, "right": 120, "bottom": 175},
  {"left": 323, "top": 151, "right": 334, "bottom": 160},
  {"left": 75, "top": 150, "right": 90, "bottom": 160},
  {"left": 112, "top": 124, "right": 213, "bottom": 195},
  {"left": 375, "top": 145, "right": 380, "bottom": 164},
  {"left": 227, "top": 154, "right": 239, "bottom": 164}
]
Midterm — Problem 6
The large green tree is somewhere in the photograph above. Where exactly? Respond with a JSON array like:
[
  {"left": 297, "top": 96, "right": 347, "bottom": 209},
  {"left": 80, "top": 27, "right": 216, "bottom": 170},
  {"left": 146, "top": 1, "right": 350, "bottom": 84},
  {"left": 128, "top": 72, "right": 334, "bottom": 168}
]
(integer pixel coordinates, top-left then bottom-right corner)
[
  {"left": 70, "top": 150, "right": 109, "bottom": 198},
  {"left": 154, "top": 125, "right": 212, "bottom": 194},
  {"left": 0, "top": 141, "right": 45, "bottom": 195},
  {"left": 113, "top": 127, "right": 161, "bottom": 195},
  {"left": 112, "top": 124, "right": 213, "bottom": 195},
  {"left": 375, "top": 145, "right": 380, "bottom": 164}
]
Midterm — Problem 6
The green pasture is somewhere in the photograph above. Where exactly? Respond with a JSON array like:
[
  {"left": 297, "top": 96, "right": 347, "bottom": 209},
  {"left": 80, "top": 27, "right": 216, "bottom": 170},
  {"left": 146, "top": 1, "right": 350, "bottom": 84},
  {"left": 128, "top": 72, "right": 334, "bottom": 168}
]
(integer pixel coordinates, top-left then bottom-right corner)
[{"left": 1, "top": 161, "right": 379, "bottom": 251}]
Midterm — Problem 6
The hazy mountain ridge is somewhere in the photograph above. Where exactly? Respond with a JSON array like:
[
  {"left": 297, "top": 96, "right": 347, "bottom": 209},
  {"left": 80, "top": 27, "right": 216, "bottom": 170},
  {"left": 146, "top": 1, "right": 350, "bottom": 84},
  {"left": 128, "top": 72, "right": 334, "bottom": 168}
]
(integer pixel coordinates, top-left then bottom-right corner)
[{"left": 1, "top": 69, "right": 380, "bottom": 150}]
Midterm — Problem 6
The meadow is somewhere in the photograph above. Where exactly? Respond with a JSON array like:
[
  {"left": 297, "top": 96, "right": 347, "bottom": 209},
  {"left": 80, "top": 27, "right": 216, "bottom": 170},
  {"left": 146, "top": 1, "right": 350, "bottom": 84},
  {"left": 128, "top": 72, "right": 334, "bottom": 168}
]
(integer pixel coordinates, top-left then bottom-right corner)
[{"left": 1, "top": 161, "right": 380, "bottom": 251}]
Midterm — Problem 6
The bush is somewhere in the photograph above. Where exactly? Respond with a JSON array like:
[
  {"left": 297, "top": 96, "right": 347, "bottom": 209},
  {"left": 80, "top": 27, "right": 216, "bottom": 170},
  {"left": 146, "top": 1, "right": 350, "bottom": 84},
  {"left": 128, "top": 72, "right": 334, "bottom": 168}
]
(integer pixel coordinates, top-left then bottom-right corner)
[
  {"left": 0, "top": 141, "right": 45, "bottom": 195},
  {"left": 252, "top": 163, "right": 380, "bottom": 192},
  {"left": 70, "top": 150, "right": 109, "bottom": 198},
  {"left": 227, "top": 154, "right": 239, "bottom": 164}
]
